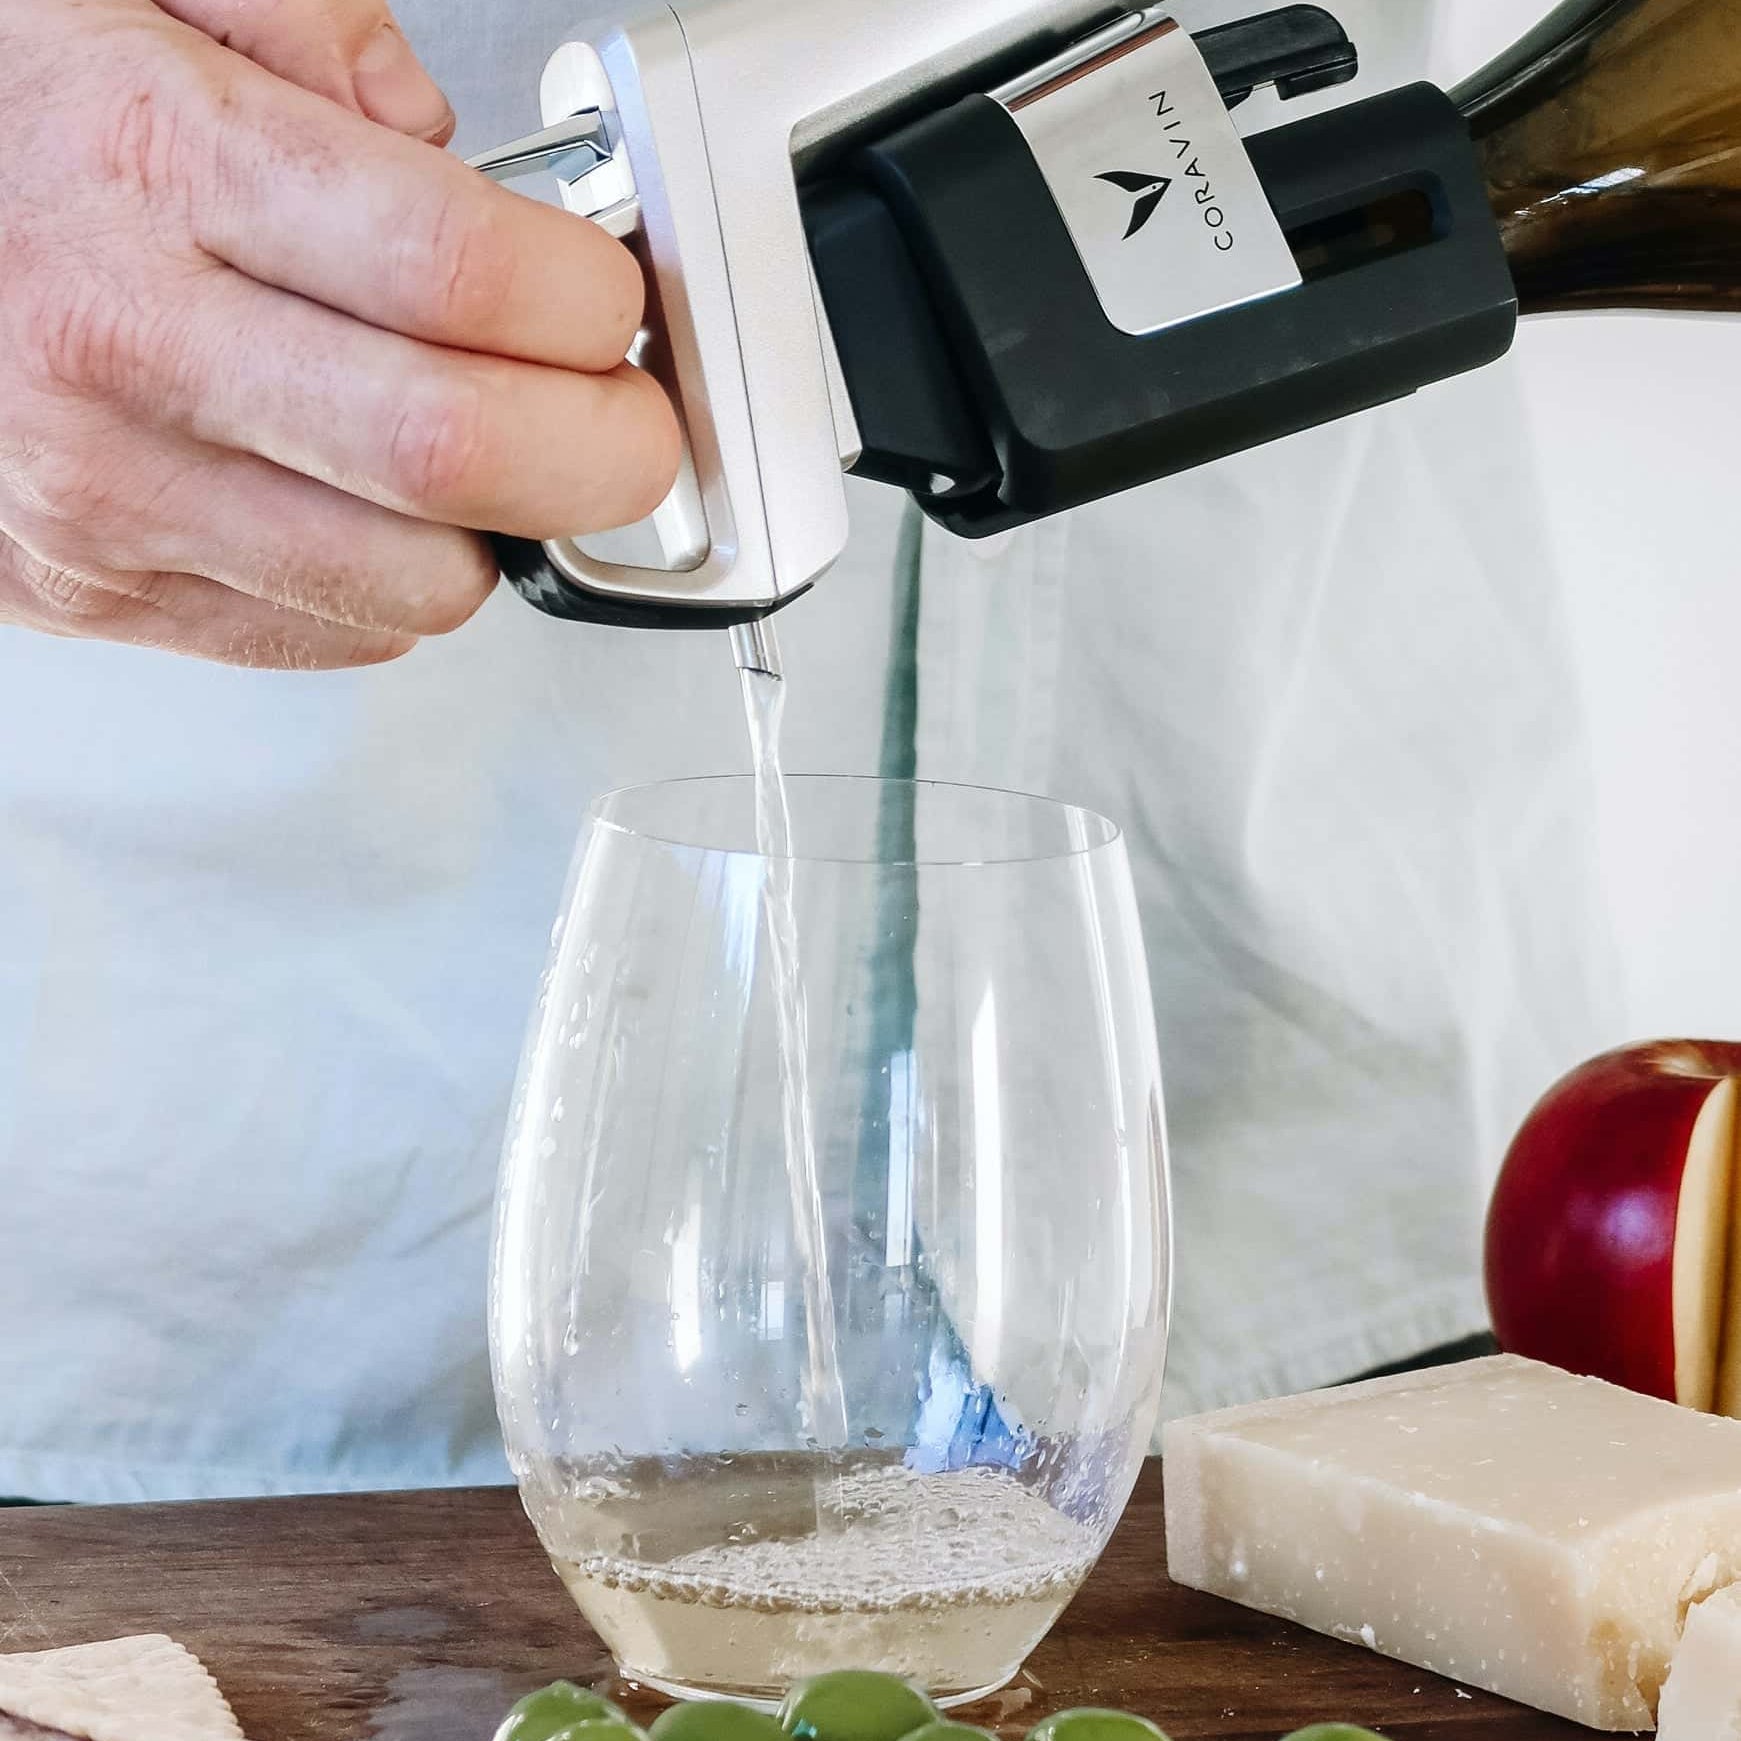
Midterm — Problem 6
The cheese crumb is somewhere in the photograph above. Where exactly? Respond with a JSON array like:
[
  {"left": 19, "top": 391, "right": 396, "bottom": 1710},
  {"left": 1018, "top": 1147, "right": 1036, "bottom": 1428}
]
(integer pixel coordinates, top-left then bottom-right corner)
[{"left": 1658, "top": 1586, "right": 1741, "bottom": 1740}]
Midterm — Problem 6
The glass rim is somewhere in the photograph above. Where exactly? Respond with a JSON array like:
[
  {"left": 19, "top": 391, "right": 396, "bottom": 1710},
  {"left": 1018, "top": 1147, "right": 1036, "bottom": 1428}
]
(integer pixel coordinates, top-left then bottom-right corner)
[{"left": 587, "top": 774, "right": 1126, "bottom": 868}]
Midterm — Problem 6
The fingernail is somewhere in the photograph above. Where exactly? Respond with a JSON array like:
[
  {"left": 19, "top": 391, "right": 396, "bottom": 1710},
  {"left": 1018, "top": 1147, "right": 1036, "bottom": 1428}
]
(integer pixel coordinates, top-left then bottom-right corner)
[{"left": 353, "top": 23, "right": 455, "bottom": 142}]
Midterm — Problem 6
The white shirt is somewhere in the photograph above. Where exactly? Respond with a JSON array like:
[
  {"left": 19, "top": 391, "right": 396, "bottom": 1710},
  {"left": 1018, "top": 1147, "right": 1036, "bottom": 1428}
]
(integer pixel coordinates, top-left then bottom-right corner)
[{"left": 6, "top": 0, "right": 1716, "bottom": 1502}]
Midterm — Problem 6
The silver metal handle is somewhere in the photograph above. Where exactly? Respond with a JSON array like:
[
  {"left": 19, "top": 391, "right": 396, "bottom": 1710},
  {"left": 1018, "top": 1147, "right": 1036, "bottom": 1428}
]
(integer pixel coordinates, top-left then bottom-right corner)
[{"left": 466, "top": 95, "right": 701, "bottom": 579}]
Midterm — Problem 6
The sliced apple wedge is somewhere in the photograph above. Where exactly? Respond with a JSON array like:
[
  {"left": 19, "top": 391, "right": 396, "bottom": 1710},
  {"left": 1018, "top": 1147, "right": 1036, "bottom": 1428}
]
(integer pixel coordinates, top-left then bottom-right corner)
[
  {"left": 1486, "top": 1041, "right": 1741, "bottom": 1415},
  {"left": 1672, "top": 1075, "right": 1737, "bottom": 1413},
  {"left": 1719, "top": 1130, "right": 1741, "bottom": 1418}
]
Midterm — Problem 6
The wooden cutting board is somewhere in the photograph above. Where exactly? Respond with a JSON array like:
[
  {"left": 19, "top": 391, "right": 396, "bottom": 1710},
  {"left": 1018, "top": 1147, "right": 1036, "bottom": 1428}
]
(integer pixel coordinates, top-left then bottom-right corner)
[{"left": 0, "top": 1465, "right": 1584, "bottom": 1741}]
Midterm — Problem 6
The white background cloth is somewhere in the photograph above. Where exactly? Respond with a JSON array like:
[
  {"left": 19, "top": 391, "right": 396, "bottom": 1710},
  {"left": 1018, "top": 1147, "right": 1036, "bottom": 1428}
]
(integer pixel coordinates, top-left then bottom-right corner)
[{"left": 1, "top": 0, "right": 1733, "bottom": 1500}]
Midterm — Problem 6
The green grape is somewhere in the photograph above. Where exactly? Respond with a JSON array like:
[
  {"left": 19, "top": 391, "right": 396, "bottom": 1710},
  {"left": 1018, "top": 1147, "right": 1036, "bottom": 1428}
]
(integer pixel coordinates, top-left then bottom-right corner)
[
  {"left": 1279, "top": 1729, "right": 1388, "bottom": 1741},
  {"left": 547, "top": 1724, "right": 648, "bottom": 1741},
  {"left": 495, "top": 1684, "right": 627, "bottom": 1741},
  {"left": 778, "top": 1671, "right": 939, "bottom": 1741},
  {"left": 899, "top": 1724, "right": 998, "bottom": 1741},
  {"left": 1023, "top": 1711, "right": 1171, "bottom": 1741},
  {"left": 649, "top": 1702, "right": 789, "bottom": 1741}
]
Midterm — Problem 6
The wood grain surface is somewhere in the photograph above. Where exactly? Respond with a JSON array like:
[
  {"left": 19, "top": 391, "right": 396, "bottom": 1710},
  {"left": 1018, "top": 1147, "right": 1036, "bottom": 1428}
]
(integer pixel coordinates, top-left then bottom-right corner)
[{"left": 0, "top": 1466, "right": 1586, "bottom": 1741}]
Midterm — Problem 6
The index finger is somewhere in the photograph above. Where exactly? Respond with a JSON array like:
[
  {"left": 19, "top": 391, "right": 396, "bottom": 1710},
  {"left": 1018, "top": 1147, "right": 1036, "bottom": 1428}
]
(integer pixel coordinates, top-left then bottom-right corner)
[{"left": 190, "top": 52, "right": 645, "bottom": 373}]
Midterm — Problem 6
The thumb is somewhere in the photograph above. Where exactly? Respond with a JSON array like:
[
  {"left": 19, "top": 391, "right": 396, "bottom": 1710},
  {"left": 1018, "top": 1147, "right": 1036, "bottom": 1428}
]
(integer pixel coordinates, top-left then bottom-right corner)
[{"left": 155, "top": 0, "right": 456, "bottom": 143}]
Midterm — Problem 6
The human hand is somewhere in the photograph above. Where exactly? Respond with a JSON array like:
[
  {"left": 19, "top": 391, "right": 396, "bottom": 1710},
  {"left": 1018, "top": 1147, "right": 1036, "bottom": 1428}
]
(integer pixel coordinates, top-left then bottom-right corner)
[{"left": 0, "top": 0, "right": 680, "bottom": 668}]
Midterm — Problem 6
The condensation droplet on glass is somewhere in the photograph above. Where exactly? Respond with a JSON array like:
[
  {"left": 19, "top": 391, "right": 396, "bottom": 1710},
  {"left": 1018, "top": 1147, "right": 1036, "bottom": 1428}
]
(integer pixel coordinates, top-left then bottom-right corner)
[
  {"left": 563, "top": 1324, "right": 582, "bottom": 1356},
  {"left": 735, "top": 1402, "right": 750, "bottom": 1418},
  {"left": 538, "top": 1136, "right": 558, "bottom": 1160},
  {"left": 552, "top": 1098, "right": 566, "bottom": 1123}
]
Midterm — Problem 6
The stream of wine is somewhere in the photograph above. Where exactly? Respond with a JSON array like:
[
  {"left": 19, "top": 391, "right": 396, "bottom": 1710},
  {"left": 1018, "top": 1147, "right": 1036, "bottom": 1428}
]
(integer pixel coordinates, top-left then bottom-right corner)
[{"left": 738, "top": 660, "right": 849, "bottom": 1449}]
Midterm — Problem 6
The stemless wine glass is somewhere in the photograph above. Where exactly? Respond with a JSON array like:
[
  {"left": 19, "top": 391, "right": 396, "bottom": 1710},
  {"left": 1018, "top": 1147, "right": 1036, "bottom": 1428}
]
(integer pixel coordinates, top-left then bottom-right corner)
[{"left": 491, "top": 776, "right": 1170, "bottom": 1708}]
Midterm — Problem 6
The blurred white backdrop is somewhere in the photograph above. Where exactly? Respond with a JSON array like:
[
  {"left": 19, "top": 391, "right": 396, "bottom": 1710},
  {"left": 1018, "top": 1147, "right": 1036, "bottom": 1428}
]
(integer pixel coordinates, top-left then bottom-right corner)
[{"left": 1440, "top": 1, "right": 1741, "bottom": 1041}]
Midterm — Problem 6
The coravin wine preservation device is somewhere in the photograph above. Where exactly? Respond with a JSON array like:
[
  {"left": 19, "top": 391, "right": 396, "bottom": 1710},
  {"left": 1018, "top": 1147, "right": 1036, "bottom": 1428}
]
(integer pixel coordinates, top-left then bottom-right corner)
[{"left": 472, "top": 0, "right": 1675, "bottom": 632}]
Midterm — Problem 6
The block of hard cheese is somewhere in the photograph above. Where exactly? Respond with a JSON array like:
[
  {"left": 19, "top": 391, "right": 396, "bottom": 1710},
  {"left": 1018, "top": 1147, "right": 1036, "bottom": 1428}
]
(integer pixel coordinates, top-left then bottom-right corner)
[
  {"left": 1658, "top": 1585, "right": 1741, "bottom": 1740},
  {"left": 1163, "top": 1355, "right": 1741, "bottom": 1730}
]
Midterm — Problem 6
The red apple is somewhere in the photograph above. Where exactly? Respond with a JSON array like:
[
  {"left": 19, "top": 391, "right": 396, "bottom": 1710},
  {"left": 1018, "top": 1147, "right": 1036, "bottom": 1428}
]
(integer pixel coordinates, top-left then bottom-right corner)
[{"left": 1486, "top": 1041, "right": 1741, "bottom": 1415}]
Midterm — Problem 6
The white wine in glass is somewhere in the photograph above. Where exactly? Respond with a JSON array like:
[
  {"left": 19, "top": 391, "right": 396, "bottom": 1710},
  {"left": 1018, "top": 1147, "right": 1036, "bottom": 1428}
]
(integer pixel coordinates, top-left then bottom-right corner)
[{"left": 491, "top": 775, "right": 1170, "bottom": 1707}]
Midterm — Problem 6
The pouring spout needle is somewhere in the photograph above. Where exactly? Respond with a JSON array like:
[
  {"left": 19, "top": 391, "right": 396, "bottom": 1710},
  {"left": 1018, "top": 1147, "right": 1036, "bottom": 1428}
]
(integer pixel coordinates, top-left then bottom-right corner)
[{"left": 732, "top": 618, "right": 784, "bottom": 681}]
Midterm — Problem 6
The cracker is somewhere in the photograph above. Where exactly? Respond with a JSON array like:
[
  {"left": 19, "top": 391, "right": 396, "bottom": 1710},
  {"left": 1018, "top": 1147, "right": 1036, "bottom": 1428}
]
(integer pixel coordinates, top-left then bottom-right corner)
[{"left": 0, "top": 1636, "right": 243, "bottom": 1741}]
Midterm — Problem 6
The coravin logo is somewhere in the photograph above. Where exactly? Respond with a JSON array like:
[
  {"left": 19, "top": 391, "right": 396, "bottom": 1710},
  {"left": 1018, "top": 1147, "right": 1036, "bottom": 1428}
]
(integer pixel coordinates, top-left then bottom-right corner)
[{"left": 1097, "top": 170, "right": 1173, "bottom": 240}]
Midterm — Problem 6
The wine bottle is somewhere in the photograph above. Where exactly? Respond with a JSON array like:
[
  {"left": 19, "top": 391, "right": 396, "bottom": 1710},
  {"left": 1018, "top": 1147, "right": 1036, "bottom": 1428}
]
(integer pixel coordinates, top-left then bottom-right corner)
[{"left": 1458, "top": 0, "right": 1741, "bottom": 316}]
